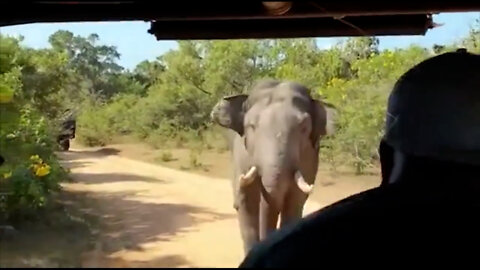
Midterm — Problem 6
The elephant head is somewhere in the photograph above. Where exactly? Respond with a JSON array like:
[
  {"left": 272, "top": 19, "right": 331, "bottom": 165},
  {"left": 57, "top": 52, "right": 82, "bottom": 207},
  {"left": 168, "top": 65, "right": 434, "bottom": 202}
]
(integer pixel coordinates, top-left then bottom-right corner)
[{"left": 211, "top": 80, "right": 336, "bottom": 195}]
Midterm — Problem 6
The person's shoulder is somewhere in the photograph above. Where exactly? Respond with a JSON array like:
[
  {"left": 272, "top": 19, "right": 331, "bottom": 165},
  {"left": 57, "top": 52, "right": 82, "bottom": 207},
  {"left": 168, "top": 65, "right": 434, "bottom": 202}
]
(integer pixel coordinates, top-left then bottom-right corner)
[{"left": 239, "top": 186, "right": 394, "bottom": 267}]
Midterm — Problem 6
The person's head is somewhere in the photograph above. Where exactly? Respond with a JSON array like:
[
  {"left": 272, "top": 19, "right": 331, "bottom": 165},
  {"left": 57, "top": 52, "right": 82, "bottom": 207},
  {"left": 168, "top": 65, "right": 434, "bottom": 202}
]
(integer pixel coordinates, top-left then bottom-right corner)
[{"left": 380, "top": 49, "right": 480, "bottom": 185}]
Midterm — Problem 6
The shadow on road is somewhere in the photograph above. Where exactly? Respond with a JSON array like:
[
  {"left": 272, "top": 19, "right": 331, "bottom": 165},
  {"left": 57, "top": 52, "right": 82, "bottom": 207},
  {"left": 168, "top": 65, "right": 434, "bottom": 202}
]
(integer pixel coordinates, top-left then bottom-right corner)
[
  {"left": 1, "top": 189, "right": 204, "bottom": 267},
  {"left": 59, "top": 160, "right": 94, "bottom": 170},
  {"left": 81, "top": 253, "right": 192, "bottom": 268},
  {"left": 69, "top": 172, "right": 166, "bottom": 185},
  {"left": 57, "top": 147, "right": 121, "bottom": 161},
  {"left": 57, "top": 147, "right": 122, "bottom": 170},
  {"left": 50, "top": 144, "right": 237, "bottom": 267},
  {"left": 75, "top": 147, "right": 121, "bottom": 157},
  {"left": 131, "top": 255, "right": 191, "bottom": 267},
  {"left": 133, "top": 255, "right": 191, "bottom": 267},
  {"left": 62, "top": 189, "right": 233, "bottom": 267}
]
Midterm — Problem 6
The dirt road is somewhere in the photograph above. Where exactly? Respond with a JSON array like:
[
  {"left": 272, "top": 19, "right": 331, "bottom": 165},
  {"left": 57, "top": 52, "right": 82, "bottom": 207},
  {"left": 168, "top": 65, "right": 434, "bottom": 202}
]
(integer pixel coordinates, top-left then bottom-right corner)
[{"left": 58, "top": 145, "right": 324, "bottom": 268}]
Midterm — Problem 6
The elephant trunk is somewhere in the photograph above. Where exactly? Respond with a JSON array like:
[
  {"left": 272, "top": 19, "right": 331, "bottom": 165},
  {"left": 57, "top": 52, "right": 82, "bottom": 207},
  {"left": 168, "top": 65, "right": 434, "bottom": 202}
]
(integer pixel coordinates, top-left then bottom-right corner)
[
  {"left": 257, "top": 168, "right": 284, "bottom": 241},
  {"left": 255, "top": 165, "right": 311, "bottom": 240}
]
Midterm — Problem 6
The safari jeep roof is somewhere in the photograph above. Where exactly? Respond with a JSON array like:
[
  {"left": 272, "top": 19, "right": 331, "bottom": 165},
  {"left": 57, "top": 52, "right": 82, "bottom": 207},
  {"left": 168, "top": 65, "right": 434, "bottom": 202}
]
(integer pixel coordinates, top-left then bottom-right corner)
[{"left": 1, "top": 1, "right": 480, "bottom": 39}]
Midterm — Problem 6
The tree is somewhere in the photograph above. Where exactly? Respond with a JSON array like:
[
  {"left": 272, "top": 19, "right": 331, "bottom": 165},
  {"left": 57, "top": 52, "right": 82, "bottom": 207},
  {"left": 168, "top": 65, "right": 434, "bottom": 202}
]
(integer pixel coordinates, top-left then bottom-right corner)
[
  {"left": 340, "top": 37, "right": 380, "bottom": 63},
  {"left": 133, "top": 60, "right": 165, "bottom": 89},
  {"left": 48, "top": 30, "right": 124, "bottom": 99},
  {"left": 462, "top": 17, "right": 480, "bottom": 53},
  {"left": 201, "top": 40, "right": 266, "bottom": 97}
]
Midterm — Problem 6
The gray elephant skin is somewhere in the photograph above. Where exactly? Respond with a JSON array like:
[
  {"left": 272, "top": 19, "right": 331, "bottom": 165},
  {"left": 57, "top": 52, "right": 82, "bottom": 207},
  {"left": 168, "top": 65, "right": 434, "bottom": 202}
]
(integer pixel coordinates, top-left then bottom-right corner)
[{"left": 211, "top": 79, "right": 336, "bottom": 254}]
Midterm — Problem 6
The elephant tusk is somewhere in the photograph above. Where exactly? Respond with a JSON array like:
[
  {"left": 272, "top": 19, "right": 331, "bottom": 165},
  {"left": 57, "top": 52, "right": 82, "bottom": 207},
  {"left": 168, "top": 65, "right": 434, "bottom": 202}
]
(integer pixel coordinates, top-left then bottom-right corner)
[
  {"left": 239, "top": 166, "right": 258, "bottom": 187},
  {"left": 295, "top": 171, "right": 313, "bottom": 194}
]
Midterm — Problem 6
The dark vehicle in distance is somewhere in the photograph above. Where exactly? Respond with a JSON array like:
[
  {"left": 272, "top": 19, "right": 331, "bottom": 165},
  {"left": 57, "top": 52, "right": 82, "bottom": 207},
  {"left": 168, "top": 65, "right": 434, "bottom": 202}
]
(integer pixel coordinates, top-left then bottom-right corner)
[{"left": 57, "top": 111, "right": 76, "bottom": 151}]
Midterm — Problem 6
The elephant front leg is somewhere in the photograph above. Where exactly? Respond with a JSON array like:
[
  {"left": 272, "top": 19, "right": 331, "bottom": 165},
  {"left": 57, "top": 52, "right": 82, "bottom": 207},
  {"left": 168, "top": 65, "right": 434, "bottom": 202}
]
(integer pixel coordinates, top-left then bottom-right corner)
[
  {"left": 280, "top": 188, "right": 309, "bottom": 228},
  {"left": 236, "top": 182, "right": 261, "bottom": 254},
  {"left": 259, "top": 192, "right": 281, "bottom": 241},
  {"left": 258, "top": 181, "right": 288, "bottom": 241}
]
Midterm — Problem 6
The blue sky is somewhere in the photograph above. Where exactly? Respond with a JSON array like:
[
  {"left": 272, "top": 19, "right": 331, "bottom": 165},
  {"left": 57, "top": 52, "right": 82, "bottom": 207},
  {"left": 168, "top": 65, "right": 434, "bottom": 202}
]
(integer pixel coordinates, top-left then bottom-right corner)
[{"left": 1, "top": 12, "right": 478, "bottom": 70}]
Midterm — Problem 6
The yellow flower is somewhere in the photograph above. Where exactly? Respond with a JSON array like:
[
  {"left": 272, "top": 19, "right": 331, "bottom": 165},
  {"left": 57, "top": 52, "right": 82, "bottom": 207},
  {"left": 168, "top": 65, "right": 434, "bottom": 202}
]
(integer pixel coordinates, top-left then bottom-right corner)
[
  {"left": 30, "top": 155, "right": 43, "bottom": 164},
  {"left": 35, "top": 164, "right": 51, "bottom": 177},
  {"left": 3, "top": 171, "right": 12, "bottom": 179},
  {"left": 31, "top": 163, "right": 40, "bottom": 171}
]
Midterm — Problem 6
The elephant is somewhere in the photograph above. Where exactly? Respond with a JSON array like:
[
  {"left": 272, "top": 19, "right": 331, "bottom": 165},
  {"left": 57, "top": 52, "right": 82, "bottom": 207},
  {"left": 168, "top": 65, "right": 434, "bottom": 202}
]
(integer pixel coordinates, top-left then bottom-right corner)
[{"left": 210, "top": 79, "right": 336, "bottom": 254}]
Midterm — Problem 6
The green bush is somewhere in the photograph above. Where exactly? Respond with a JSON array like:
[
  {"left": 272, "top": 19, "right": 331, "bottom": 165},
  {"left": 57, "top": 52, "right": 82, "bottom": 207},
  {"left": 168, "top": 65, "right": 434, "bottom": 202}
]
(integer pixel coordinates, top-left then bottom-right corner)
[
  {"left": 101, "top": 93, "right": 139, "bottom": 136},
  {"left": 189, "top": 149, "right": 203, "bottom": 169},
  {"left": 159, "top": 151, "right": 174, "bottom": 162},
  {"left": 0, "top": 107, "right": 67, "bottom": 223},
  {"left": 316, "top": 47, "right": 430, "bottom": 174},
  {"left": 76, "top": 103, "right": 113, "bottom": 146},
  {"left": 202, "top": 126, "right": 227, "bottom": 151},
  {"left": 0, "top": 155, "right": 67, "bottom": 222}
]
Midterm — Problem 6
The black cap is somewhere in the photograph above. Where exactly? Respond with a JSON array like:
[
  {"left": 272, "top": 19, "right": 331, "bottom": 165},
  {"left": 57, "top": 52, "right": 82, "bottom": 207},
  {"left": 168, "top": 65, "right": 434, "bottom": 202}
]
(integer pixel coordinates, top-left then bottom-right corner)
[{"left": 383, "top": 50, "right": 480, "bottom": 165}]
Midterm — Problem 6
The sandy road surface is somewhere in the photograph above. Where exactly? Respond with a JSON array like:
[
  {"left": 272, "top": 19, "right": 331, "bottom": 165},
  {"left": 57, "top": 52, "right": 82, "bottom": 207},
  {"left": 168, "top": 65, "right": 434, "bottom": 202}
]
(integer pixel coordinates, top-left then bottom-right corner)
[{"left": 57, "top": 146, "right": 324, "bottom": 268}]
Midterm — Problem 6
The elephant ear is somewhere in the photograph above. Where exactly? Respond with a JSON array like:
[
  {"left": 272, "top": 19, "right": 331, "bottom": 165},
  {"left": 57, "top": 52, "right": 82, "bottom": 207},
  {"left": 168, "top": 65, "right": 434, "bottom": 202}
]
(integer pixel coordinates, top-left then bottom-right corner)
[
  {"left": 210, "top": 94, "right": 249, "bottom": 136},
  {"left": 310, "top": 99, "right": 337, "bottom": 149}
]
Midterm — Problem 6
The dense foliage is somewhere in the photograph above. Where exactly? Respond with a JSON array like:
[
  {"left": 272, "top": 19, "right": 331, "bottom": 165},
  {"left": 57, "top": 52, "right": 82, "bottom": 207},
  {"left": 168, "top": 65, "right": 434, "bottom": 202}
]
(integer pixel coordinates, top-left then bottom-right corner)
[
  {"left": 1, "top": 18, "right": 478, "bottom": 220},
  {"left": 75, "top": 22, "right": 479, "bottom": 174},
  {"left": 0, "top": 31, "right": 139, "bottom": 221}
]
